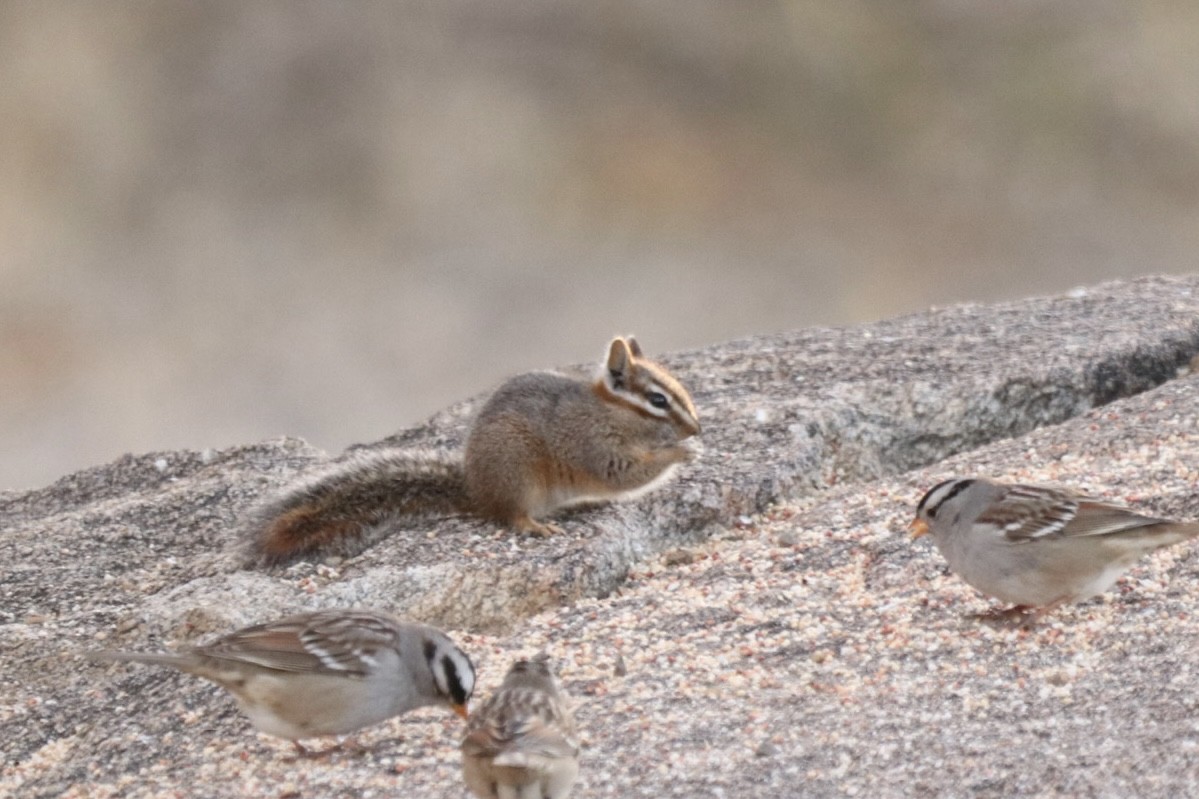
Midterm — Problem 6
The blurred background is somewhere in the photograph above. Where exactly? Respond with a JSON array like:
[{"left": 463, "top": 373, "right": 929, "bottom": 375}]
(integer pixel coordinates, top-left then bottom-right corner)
[{"left": 2, "top": 1, "right": 1197, "bottom": 490}]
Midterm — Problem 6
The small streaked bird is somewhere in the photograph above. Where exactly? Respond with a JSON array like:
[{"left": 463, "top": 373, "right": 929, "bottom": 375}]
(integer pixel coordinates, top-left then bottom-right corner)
[
  {"left": 911, "top": 477, "right": 1199, "bottom": 620},
  {"left": 86, "top": 609, "right": 474, "bottom": 752},
  {"left": 461, "top": 654, "right": 579, "bottom": 799}
]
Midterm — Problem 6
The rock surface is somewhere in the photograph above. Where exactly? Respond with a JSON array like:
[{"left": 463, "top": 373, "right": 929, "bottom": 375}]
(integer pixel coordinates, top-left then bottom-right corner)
[{"left": 3, "top": 275, "right": 1199, "bottom": 797}]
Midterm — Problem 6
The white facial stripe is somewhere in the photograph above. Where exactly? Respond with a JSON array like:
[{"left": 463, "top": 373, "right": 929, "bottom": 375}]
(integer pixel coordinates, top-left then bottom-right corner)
[
  {"left": 604, "top": 373, "right": 668, "bottom": 416},
  {"left": 599, "top": 354, "right": 698, "bottom": 430},
  {"left": 452, "top": 649, "right": 476, "bottom": 695},
  {"left": 921, "top": 479, "right": 965, "bottom": 517},
  {"left": 917, "top": 479, "right": 981, "bottom": 527},
  {"left": 428, "top": 639, "right": 475, "bottom": 701}
]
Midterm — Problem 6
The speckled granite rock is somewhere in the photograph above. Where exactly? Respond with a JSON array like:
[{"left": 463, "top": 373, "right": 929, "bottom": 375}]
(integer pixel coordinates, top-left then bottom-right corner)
[{"left": 3, "top": 275, "right": 1199, "bottom": 798}]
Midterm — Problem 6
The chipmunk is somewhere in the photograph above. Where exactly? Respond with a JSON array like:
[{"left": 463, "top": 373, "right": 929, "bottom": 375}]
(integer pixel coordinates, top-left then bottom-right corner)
[{"left": 248, "top": 336, "right": 700, "bottom": 563}]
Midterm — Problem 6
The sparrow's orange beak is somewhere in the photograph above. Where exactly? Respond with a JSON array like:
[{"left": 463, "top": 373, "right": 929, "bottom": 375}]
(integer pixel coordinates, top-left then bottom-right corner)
[
  {"left": 452, "top": 703, "right": 469, "bottom": 720},
  {"left": 908, "top": 518, "right": 929, "bottom": 539}
]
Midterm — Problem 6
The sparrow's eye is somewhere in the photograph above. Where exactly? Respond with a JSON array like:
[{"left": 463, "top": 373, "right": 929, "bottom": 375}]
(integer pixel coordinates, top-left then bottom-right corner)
[{"left": 648, "top": 391, "right": 669, "bottom": 409}]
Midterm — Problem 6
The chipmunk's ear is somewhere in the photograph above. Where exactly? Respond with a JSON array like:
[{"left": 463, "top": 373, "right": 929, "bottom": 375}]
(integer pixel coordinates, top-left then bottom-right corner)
[
  {"left": 625, "top": 336, "right": 643, "bottom": 358},
  {"left": 606, "top": 337, "right": 633, "bottom": 386}
]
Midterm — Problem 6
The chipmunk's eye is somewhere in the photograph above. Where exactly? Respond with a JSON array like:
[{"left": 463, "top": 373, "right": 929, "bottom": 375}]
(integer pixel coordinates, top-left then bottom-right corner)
[{"left": 647, "top": 391, "right": 669, "bottom": 409}]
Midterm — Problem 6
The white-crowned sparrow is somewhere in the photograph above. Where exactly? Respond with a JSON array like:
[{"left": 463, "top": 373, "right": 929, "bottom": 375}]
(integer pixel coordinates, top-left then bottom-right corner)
[
  {"left": 911, "top": 477, "right": 1199, "bottom": 617},
  {"left": 87, "top": 608, "right": 474, "bottom": 747},
  {"left": 461, "top": 654, "right": 579, "bottom": 799}
]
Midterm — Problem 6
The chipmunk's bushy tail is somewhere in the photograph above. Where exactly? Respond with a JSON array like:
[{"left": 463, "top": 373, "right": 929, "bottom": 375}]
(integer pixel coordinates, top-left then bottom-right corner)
[{"left": 247, "top": 449, "right": 469, "bottom": 565}]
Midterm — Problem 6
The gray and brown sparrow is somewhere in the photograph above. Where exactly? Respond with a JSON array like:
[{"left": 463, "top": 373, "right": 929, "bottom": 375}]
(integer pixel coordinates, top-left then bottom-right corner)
[
  {"left": 461, "top": 654, "right": 579, "bottom": 799},
  {"left": 87, "top": 609, "right": 474, "bottom": 749},
  {"left": 912, "top": 477, "right": 1199, "bottom": 619}
]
